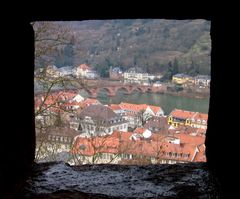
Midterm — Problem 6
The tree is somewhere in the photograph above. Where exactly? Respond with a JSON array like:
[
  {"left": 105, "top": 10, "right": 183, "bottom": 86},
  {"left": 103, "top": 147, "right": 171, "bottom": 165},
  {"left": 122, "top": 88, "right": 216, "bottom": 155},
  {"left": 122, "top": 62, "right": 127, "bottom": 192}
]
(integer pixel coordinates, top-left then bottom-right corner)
[
  {"left": 33, "top": 22, "right": 90, "bottom": 162},
  {"left": 32, "top": 21, "right": 72, "bottom": 68},
  {"left": 138, "top": 109, "right": 152, "bottom": 126},
  {"left": 172, "top": 58, "right": 179, "bottom": 75}
]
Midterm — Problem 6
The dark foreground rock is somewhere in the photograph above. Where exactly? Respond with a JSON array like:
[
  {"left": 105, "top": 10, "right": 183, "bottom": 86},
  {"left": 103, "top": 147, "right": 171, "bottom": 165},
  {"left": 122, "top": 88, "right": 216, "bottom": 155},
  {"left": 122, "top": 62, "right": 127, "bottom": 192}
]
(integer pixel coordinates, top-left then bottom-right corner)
[{"left": 18, "top": 162, "right": 221, "bottom": 199}]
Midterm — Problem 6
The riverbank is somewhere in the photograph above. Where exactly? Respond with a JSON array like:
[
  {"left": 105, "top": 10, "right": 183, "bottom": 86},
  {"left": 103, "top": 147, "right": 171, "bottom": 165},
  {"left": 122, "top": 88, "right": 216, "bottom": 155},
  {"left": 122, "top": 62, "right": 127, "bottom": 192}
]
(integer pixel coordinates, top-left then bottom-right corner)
[{"left": 164, "top": 90, "right": 210, "bottom": 99}]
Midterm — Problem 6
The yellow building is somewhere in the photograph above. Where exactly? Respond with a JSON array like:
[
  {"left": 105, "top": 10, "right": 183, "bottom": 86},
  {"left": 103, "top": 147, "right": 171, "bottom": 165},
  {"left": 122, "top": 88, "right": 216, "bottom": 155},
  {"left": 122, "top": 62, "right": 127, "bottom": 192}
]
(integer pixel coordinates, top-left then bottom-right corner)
[
  {"left": 168, "top": 109, "right": 208, "bottom": 129},
  {"left": 168, "top": 109, "right": 196, "bottom": 127},
  {"left": 172, "top": 74, "right": 192, "bottom": 85}
]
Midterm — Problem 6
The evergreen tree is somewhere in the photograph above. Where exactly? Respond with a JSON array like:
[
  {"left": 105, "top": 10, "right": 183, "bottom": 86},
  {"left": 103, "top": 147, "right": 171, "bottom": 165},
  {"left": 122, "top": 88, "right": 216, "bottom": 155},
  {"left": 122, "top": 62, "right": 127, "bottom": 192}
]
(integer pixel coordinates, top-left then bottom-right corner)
[{"left": 172, "top": 58, "right": 179, "bottom": 75}]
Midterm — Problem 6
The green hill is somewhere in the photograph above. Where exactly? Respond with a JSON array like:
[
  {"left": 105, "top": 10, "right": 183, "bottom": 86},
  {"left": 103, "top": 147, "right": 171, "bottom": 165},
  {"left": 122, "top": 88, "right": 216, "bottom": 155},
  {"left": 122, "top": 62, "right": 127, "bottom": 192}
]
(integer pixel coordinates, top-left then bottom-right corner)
[{"left": 36, "top": 19, "right": 211, "bottom": 77}]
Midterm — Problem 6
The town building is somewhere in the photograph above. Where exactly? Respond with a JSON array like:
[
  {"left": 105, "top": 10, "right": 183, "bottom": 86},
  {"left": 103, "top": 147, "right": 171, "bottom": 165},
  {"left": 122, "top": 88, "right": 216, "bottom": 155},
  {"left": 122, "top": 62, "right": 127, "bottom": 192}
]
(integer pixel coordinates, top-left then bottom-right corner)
[
  {"left": 108, "top": 104, "right": 126, "bottom": 117},
  {"left": 81, "top": 98, "right": 101, "bottom": 107},
  {"left": 123, "top": 67, "right": 149, "bottom": 84},
  {"left": 118, "top": 102, "right": 164, "bottom": 128},
  {"left": 71, "top": 130, "right": 206, "bottom": 165},
  {"left": 74, "top": 64, "right": 98, "bottom": 79},
  {"left": 168, "top": 109, "right": 208, "bottom": 129},
  {"left": 109, "top": 67, "right": 123, "bottom": 80},
  {"left": 168, "top": 125, "right": 207, "bottom": 137},
  {"left": 195, "top": 75, "right": 211, "bottom": 87},
  {"left": 57, "top": 66, "right": 74, "bottom": 77},
  {"left": 45, "top": 65, "right": 61, "bottom": 78},
  {"left": 172, "top": 73, "right": 193, "bottom": 85},
  {"left": 144, "top": 116, "right": 169, "bottom": 133},
  {"left": 77, "top": 104, "right": 128, "bottom": 137},
  {"left": 35, "top": 126, "right": 79, "bottom": 161}
]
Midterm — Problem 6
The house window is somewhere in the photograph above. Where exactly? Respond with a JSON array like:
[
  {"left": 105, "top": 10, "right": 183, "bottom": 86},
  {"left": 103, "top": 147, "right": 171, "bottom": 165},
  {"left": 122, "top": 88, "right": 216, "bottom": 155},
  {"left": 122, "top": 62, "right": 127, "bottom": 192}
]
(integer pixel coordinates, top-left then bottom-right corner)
[
  {"left": 121, "top": 153, "right": 131, "bottom": 159},
  {"left": 162, "top": 160, "right": 167, "bottom": 164}
]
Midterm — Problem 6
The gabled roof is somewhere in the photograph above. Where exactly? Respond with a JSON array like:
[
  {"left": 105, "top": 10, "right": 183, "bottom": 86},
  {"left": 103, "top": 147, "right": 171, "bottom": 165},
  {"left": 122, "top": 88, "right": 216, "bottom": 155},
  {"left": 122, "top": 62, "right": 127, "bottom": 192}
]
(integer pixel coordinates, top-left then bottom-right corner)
[
  {"left": 78, "top": 64, "right": 91, "bottom": 71},
  {"left": 192, "top": 112, "right": 208, "bottom": 122},
  {"left": 119, "top": 102, "right": 163, "bottom": 115},
  {"left": 174, "top": 133, "right": 205, "bottom": 146},
  {"left": 71, "top": 130, "right": 206, "bottom": 162},
  {"left": 78, "top": 104, "right": 119, "bottom": 121},
  {"left": 147, "top": 105, "right": 163, "bottom": 114},
  {"left": 133, "top": 127, "right": 147, "bottom": 134},
  {"left": 192, "top": 144, "right": 206, "bottom": 162},
  {"left": 82, "top": 98, "right": 101, "bottom": 106},
  {"left": 126, "top": 67, "right": 145, "bottom": 73},
  {"left": 169, "top": 109, "right": 196, "bottom": 119},
  {"left": 108, "top": 104, "right": 122, "bottom": 111},
  {"left": 144, "top": 117, "right": 169, "bottom": 131},
  {"left": 119, "top": 102, "right": 144, "bottom": 112}
]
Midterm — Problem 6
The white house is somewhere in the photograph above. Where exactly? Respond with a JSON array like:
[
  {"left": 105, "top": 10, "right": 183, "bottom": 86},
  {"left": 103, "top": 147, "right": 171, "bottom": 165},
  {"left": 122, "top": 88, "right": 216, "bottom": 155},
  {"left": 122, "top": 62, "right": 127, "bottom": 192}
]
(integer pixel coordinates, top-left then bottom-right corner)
[
  {"left": 77, "top": 105, "right": 128, "bottom": 137},
  {"left": 194, "top": 75, "right": 211, "bottom": 87},
  {"left": 72, "top": 94, "right": 84, "bottom": 103},
  {"left": 143, "top": 105, "right": 164, "bottom": 120},
  {"left": 58, "top": 66, "right": 74, "bottom": 77},
  {"left": 74, "top": 64, "right": 98, "bottom": 79},
  {"left": 123, "top": 67, "right": 149, "bottom": 84}
]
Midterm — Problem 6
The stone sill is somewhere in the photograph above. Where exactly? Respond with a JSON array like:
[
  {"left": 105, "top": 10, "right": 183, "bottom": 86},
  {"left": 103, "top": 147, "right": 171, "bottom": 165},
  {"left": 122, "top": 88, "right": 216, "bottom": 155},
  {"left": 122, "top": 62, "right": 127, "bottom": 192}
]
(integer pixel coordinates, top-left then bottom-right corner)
[{"left": 18, "top": 162, "right": 221, "bottom": 199}]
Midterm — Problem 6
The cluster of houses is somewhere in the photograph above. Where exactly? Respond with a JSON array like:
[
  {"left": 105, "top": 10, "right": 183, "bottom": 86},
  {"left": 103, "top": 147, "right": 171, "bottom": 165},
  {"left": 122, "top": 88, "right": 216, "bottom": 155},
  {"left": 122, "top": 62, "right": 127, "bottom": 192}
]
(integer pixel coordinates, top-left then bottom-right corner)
[
  {"left": 110, "top": 66, "right": 162, "bottom": 86},
  {"left": 35, "top": 64, "right": 99, "bottom": 79},
  {"left": 172, "top": 73, "right": 211, "bottom": 88},
  {"left": 35, "top": 90, "right": 208, "bottom": 165},
  {"left": 35, "top": 64, "right": 210, "bottom": 90}
]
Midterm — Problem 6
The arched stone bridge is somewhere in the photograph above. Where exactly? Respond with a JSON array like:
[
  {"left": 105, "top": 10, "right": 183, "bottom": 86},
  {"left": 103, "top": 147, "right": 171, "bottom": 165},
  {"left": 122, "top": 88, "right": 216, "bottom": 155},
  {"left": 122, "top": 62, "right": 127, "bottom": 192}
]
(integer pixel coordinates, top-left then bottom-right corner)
[{"left": 81, "top": 80, "right": 167, "bottom": 98}]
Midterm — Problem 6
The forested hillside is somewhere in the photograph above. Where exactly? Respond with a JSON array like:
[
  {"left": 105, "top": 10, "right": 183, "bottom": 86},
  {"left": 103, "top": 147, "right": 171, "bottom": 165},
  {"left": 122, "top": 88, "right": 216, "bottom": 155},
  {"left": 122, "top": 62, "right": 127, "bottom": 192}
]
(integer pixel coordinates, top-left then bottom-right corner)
[{"left": 35, "top": 19, "right": 211, "bottom": 77}]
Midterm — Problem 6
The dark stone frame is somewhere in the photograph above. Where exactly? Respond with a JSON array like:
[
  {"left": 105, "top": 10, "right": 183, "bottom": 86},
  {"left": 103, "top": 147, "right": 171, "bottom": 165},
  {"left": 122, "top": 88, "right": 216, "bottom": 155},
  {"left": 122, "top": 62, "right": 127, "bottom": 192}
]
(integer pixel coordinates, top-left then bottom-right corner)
[{"left": 2, "top": 14, "right": 234, "bottom": 198}]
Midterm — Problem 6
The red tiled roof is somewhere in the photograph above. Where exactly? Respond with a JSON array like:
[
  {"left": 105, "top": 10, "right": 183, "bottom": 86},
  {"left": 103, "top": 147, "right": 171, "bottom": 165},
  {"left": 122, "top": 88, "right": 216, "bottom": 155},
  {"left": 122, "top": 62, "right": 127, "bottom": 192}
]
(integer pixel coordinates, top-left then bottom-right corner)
[
  {"left": 119, "top": 102, "right": 145, "bottom": 112},
  {"left": 71, "top": 131, "right": 206, "bottom": 162},
  {"left": 133, "top": 127, "right": 147, "bottom": 134},
  {"left": 148, "top": 105, "right": 162, "bottom": 114},
  {"left": 169, "top": 109, "right": 208, "bottom": 124},
  {"left": 78, "top": 64, "right": 91, "bottom": 71},
  {"left": 175, "top": 133, "right": 205, "bottom": 146},
  {"left": 192, "top": 112, "right": 208, "bottom": 122},
  {"left": 108, "top": 104, "right": 122, "bottom": 111},
  {"left": 82, "top": 98, "right": 101, "bottom": 106},
  {"left": 78, "top": 104, "right": 119, "bottom": 121},
  {"left": 193, "top": 144, "right": 206, "bottom": 162},
  {"left": 119, "top": 102, "right": 162, "bottom": 114},
  {"left": 169, "top": 109, "right": 196, "bottom": 119}
]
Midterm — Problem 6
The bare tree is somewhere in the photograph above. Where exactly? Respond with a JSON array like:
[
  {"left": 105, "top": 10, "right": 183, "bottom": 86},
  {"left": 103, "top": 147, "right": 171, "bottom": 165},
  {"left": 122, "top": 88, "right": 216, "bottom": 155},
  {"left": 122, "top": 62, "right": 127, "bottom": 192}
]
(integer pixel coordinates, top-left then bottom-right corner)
[
  {"left": 32, "top": 21, "right": 71, "bottom": 67},
  {"left": 33, "top": 22, "right": 87, "bottom": 162}
]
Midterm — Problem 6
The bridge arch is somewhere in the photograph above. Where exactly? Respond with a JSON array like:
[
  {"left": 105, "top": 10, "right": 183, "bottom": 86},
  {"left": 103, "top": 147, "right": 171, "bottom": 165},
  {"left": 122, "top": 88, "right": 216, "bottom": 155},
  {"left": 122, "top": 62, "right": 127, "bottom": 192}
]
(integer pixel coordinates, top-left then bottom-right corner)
[
  {"left": 130, "top": 86, "right": 146, "bottom": 93},
  {"left": 97, "top": 87, "right": 117, "bottom": 96},
  {"left": 115, "top": 86, "right": 131, "bottom": 94},
  {"left": 145, "top": 87, "right": 153, "bottom": 92}
]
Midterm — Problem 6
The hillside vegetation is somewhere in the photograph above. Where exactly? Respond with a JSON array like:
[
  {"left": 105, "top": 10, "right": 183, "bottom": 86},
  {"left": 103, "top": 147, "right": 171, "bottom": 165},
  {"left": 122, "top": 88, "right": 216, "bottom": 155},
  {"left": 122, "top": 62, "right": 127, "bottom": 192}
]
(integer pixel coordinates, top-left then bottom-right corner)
[{"left": 36, "top": 19, "right": 211, "bottom": 77}]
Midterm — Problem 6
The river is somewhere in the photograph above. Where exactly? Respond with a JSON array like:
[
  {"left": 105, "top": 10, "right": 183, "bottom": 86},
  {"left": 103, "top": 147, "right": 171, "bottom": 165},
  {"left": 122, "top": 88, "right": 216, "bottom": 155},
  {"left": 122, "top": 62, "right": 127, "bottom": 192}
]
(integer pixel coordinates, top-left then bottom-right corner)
[{"left": 80, "top": 89, "right": 210, "bottom": 115}]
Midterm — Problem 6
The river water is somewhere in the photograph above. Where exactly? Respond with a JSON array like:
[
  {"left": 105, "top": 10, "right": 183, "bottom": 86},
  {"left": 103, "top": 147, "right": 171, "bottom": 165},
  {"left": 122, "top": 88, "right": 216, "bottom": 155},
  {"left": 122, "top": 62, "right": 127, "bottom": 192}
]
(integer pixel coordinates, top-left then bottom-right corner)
[{"left": 81, "top": 90, "right": 209, "bottom": 115}]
